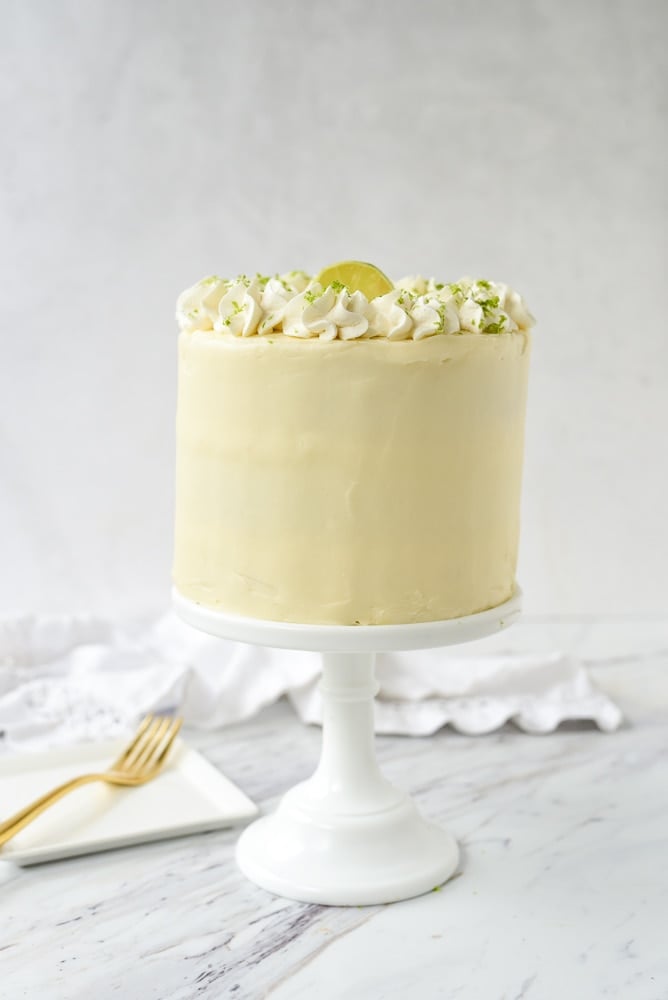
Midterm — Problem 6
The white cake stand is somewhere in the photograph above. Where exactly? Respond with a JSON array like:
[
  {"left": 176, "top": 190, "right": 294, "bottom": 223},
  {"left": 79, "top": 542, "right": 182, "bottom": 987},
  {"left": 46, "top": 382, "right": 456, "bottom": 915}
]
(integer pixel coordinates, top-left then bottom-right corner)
[{"left": 173, "top": 586, "right": 521, "bottom": 906}]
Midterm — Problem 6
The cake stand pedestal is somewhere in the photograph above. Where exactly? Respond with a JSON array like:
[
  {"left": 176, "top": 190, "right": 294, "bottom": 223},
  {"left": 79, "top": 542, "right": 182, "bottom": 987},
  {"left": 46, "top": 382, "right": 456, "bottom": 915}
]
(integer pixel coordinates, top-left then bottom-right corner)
[{"left": 173, "top": 588, "right": 521, "bottom": 906}]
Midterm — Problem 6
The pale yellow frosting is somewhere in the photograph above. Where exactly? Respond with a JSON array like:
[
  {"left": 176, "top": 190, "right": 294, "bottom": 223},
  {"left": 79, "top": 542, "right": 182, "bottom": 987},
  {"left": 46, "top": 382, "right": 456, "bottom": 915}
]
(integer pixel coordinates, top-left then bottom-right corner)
[{"left": 173, "top": 328, "right": 531, "bottom": 625}]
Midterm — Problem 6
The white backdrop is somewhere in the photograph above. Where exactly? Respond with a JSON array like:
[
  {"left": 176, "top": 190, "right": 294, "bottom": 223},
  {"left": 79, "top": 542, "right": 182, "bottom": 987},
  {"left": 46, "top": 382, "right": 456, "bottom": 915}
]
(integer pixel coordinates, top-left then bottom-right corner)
[{"left": 1, "top": 0, "right": 666, "bottom": 619}]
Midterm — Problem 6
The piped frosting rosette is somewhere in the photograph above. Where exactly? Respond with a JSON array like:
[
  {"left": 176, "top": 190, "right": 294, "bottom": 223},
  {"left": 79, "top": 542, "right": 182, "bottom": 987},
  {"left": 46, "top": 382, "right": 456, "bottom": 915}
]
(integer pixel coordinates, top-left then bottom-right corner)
[{"left": 176, "top": 271, "right": 534, "bottom": 341}]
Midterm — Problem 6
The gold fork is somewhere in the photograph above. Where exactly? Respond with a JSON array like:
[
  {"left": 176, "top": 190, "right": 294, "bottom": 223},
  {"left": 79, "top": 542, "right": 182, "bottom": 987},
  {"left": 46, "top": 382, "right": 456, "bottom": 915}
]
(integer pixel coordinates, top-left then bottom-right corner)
[{"left": 0, "top": 714, "right": 183, "bottom": 848}]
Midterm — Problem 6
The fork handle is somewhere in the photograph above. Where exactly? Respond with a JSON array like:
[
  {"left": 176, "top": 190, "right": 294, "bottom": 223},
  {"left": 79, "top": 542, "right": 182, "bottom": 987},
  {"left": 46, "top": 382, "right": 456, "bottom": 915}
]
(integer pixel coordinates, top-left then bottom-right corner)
[{"left": 0, "top": 773, "right": 105, "bottom": 848}]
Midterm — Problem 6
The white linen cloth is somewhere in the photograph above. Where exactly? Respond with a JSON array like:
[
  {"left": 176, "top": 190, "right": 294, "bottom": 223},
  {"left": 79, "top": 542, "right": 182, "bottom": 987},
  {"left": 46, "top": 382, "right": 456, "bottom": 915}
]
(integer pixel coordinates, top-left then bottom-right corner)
[{"left": 0, "top": 612, "right": 622, "bottom": 753}]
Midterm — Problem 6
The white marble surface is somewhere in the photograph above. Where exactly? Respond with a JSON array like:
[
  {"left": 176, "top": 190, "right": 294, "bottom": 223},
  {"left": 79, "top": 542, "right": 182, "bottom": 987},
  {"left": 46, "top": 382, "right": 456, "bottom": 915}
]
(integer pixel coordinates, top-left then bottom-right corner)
[{"left": 2, "top": 622, "right": 667, "bottom": 999}]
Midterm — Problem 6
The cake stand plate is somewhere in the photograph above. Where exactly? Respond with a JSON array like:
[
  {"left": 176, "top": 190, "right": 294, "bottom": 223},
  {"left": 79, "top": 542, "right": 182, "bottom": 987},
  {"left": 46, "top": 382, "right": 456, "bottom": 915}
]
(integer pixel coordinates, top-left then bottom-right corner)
[{"left": 173, "top": 587, "right": 521, "bottom": 906}]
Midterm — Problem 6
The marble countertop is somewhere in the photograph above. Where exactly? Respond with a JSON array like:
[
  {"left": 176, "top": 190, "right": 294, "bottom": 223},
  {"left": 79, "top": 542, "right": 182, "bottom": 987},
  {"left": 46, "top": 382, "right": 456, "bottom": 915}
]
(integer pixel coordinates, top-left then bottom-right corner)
[{"left": 2, "top": 623, "right": 667, "bottom": 1000}]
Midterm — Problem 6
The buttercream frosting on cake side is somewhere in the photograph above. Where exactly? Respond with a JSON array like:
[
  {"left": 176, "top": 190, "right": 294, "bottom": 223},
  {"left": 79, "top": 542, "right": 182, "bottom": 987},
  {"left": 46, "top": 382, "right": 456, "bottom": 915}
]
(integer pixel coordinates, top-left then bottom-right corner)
[{"left": 173, "top": 273, "right": 532, "bottom": 624}]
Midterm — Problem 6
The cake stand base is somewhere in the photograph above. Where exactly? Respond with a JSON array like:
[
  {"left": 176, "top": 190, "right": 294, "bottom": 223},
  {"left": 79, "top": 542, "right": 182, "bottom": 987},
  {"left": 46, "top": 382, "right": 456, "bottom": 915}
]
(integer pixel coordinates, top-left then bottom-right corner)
[
  {"left": 173, "top": 588, "right": 521, "bottom": 906},
  {"left": 236, "top": 790, "right": 459, "bottom": 907}
]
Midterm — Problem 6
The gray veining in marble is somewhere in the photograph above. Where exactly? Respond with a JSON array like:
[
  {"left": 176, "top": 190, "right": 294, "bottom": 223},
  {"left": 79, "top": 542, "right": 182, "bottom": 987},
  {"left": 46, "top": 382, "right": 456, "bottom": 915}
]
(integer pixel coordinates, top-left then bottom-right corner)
[{"left": 1, "top": 624, "right": 667, "bottom": 1000}]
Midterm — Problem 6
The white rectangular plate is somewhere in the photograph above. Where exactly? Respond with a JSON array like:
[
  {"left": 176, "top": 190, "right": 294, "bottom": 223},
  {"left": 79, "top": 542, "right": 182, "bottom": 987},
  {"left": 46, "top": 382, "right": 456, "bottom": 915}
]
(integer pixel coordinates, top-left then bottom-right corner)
[{"left": 0, "top": 738, "right": 259, "bottom": 866}]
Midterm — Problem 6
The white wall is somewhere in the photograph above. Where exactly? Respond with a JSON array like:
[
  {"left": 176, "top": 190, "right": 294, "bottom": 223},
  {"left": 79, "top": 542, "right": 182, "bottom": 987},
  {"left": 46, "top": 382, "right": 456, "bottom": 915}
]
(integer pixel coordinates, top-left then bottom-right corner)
[{"left": 1, "top": 0, "right": 666, "bottom": 618}]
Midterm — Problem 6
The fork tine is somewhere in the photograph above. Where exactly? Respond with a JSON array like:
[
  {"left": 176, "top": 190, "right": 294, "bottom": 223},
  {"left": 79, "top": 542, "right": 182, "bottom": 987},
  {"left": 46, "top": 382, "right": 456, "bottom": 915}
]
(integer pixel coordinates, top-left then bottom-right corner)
[
  {"left": 110, "top": 714, "right": 156, "bottom": 770},
  {"left": 139, "top": 717, "right": 183, "bottom": 775},
  {"left": 117, "top": 716, "right": 165, "bottom": 771},
  {"left": 130, "top": 716, "right": 172, "bottom": 771}
]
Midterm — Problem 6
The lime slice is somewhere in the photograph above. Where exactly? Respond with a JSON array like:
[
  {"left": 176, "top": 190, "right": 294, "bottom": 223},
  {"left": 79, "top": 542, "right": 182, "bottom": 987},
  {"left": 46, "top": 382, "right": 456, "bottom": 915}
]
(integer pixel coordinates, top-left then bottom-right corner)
[{"left": 315, "top": 260, "right": 394, "bottom": 300}]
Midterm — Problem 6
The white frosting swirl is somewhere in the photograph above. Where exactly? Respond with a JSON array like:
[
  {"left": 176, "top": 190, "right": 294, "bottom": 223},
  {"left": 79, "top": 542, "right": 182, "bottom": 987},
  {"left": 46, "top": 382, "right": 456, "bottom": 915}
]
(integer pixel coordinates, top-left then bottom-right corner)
[
  {"left": 411, "top": 294, "right": 461, "bottom": 340},
  {"left": 176, "top": 273, "right": 535, "bottom": 340},
  {"left": 283, "top": 285, "right": 369, "bottom": 341},
  {"left": 366, "top": 290, "right": 413, "bottom": 340},
  {"left": 395, "top": 275, "right": 428, "bottom": 296},
  {"left": 175, "top": 276, "right": 228, "bottom": 332},
  {"left": 214, "top": 278, "right": 263, "bottom": 337}
]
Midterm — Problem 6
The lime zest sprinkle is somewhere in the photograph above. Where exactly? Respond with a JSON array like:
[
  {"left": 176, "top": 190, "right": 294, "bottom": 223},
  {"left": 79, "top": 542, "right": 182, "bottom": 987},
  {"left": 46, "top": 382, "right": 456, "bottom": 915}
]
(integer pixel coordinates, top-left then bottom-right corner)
[
  {"left": 434, "top": 303, "right": 450, "bottom": 335},
  {"left": 304, "top": 286, "right": 328, "bottom": 304},
  {"left": 484, "top": 314, "right": 507, "bottom": 334}
]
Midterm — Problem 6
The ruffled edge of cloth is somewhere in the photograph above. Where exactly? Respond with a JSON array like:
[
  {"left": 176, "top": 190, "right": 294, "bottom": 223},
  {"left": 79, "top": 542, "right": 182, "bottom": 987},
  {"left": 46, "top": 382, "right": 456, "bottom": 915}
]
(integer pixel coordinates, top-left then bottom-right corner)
[{"left": 0, "top": 612, "right": 622, "bottom": 752}]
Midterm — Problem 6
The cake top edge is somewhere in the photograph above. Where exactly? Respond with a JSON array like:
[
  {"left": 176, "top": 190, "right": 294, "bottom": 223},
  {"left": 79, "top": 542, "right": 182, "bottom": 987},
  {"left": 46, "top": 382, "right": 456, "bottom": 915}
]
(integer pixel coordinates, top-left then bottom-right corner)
[{"left": 176, "top": 271, "right": 535, "bottom": 342}]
